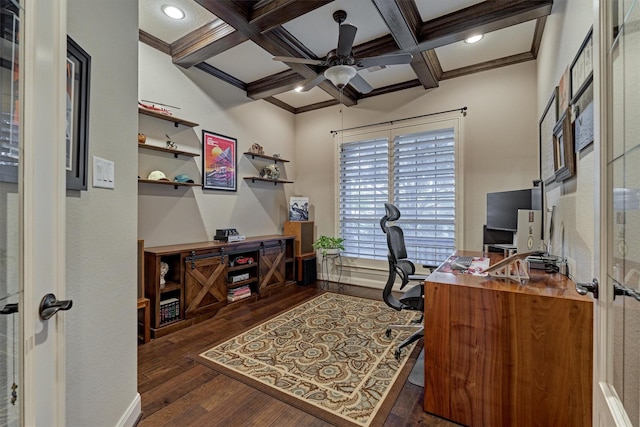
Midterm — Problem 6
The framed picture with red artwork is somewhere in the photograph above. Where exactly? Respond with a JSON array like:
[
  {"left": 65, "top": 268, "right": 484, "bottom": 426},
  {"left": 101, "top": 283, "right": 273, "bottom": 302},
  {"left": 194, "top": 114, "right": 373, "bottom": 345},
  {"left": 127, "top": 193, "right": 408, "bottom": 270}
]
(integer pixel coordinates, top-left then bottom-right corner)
[{"left": 202, "top": 130, "right": 237, "bottom": 191}]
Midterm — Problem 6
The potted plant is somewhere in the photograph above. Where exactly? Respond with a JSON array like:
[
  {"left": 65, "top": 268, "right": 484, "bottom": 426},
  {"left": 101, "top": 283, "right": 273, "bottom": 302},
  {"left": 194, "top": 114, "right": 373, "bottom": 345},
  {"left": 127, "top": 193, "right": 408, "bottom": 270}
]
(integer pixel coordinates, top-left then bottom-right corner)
[{"left": 312, "top": 235, "right": 345, "bottom": 256}]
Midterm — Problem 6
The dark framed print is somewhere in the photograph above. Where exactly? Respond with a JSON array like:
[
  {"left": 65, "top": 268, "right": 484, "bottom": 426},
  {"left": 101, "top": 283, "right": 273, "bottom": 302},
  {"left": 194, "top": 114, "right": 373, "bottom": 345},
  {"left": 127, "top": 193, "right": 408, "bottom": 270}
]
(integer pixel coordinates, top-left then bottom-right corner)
[
  {"left": 66, "top": 36, "right": 91, "bottom": 190},
  {"left": 573, "top": 81, "right": 594, "bottom": 152},
  {"left": 539, "top": 87, "right": 559, "bottom": 184},
  {"left": 553, "top": 108, "right": 575, "bottom": 181},
  {"left": 202, "top": 130, "right": 237, "bottom": 191},
  {"left": 570, "top": 27, "right": 593, "bottom": 103}
]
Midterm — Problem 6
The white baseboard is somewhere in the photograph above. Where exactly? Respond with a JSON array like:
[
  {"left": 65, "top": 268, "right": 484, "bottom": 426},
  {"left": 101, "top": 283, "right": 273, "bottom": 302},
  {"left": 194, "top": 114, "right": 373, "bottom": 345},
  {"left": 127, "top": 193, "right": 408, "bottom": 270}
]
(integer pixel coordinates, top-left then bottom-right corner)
[{"left": 116, "top": 393, "right": 141, "bottom": 427}]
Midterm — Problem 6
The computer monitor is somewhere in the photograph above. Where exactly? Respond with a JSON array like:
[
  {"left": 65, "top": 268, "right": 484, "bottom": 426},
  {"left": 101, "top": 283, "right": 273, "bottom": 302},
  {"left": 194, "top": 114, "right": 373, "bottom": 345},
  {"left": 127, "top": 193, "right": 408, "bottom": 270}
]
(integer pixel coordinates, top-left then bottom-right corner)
[{"left": 486, "top": 188, "right": 542, "bottom": 233}]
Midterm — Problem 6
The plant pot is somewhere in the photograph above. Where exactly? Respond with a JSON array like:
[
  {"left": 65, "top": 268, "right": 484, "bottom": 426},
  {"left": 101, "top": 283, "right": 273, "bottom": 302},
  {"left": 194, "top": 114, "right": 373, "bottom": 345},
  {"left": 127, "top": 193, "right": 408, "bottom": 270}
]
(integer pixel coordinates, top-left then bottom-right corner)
[{"left": 323, "top": 248, "right": 340, "bottom": 256}]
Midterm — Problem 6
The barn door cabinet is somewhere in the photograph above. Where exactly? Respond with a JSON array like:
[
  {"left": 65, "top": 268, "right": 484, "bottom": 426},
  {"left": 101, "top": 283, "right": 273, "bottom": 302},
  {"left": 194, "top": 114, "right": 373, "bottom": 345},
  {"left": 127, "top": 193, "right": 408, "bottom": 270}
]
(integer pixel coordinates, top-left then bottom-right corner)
[{"left": 144, "top": 235, "right": 295, "bottom": 338}]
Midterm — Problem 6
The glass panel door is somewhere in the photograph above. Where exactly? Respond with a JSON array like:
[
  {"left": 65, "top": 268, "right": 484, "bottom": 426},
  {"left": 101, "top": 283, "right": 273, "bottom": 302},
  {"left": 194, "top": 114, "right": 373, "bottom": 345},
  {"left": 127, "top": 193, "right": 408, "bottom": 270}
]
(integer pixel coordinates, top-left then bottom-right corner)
[
  {"left": 606, "top": 0, "right": 640, "bottom": 424},
  {"left": 0, "top": 0, "right": 21, "bottom": 425}
]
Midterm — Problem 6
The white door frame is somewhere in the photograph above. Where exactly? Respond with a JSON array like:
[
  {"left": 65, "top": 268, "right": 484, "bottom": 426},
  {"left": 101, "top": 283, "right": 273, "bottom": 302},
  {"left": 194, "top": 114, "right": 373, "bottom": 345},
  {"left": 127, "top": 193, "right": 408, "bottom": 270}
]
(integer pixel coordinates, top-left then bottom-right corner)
[
  {"left": 594, "top": 0, "right": 633, "bottom": 425},
  {"left": 21, "top": 0, "right": 68, "bottom": 425}
]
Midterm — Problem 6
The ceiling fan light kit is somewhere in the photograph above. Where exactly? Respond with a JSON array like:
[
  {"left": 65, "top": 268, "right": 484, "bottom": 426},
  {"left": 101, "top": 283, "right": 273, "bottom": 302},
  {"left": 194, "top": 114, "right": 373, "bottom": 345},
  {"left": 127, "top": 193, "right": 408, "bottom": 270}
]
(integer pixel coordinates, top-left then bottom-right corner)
[
  {"left": 324, "top": 65, "right": 357, "bottom": 89},
  {"left": 273, "top": 10, "right": 412, "bottom": 95}
]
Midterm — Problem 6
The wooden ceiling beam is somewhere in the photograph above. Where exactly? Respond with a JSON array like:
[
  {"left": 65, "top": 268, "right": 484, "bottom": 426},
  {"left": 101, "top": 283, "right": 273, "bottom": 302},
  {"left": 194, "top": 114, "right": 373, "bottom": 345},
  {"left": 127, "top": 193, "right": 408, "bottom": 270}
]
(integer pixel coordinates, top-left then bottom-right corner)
[
  {"left": 192, "top": 0, "right": 357, "bottom": 106},
  {"left": 247, "top": 70, "right": 306, "bottom": 99},
  {"left": 371, "top": 0, "right": 439, "bottom": 89},
  {"left": 172, "top": 21, "right": 248, "bottom": 68},
  {"left": 416, "top": 1, "right": 553, "bottom": 51},
  {"left": 249, "top": 0, "right": 333, "bottom": 33}
]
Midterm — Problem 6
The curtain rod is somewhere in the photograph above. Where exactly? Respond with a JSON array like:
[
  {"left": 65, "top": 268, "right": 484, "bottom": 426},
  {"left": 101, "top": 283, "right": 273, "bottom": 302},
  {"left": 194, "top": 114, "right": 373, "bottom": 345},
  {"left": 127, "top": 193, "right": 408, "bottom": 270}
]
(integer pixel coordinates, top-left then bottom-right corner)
[{"left": 330, "top": 106, "right": 467, "bottom": 135}]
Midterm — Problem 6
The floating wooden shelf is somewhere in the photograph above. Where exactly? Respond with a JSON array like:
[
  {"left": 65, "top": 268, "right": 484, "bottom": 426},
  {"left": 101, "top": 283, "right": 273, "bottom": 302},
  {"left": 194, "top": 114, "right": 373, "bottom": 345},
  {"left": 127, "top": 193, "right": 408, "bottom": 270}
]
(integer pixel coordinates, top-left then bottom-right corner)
[
  {"left": 138, "top": 143, "right": 199, "bottom": 158},
  {"left": 138, "top": 179, "right": 200, "bottom": 189},
  {"left": 243, "top": 152, "right": 290, "bottom": 163},
  {"left": 243, "top": 177, "right": 293, "bottom": 185},
  {"left": 138, "top": 107, "right": 199, "bottom": 127}
]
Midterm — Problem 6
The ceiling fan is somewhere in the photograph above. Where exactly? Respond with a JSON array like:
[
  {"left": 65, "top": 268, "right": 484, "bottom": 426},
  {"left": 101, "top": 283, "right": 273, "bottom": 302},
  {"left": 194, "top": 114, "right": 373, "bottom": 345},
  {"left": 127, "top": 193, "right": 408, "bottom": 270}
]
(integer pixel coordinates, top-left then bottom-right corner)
[{"left": 273, "top": 10, "right": 413, "bottom": 94}]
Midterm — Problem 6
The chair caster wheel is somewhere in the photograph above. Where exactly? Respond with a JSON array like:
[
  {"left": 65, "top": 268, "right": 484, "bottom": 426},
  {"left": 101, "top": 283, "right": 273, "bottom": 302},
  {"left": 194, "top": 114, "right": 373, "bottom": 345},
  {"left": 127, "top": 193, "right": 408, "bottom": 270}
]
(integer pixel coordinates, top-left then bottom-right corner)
[
  {"left": 394, "top": 349, "right": 401, "bottom": 360},
  {"left": 385, "top": 329, "right": 392, "bottom": 338}
]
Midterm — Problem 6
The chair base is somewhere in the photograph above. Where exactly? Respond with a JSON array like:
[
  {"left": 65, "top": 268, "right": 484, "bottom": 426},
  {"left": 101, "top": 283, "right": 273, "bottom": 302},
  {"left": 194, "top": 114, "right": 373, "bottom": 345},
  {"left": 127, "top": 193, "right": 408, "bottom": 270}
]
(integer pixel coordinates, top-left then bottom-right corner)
[{"left": 386, "top": 324, "right": 423, "bottom": 360}]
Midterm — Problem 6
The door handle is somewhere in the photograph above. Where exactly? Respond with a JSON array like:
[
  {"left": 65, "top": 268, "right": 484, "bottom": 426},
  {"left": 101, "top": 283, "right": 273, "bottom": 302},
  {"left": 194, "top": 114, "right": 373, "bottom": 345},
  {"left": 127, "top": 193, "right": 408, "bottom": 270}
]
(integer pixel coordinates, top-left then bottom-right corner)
[
  {"left": 39, "top": 293, "right": 73, "bottom": 320},
  {"left": 0, "top": 303, "right": 18, "bottom": 314},
  {"left": 575, "top": 278, "right": 598, "bottom": 299},
  {"left": 613, "top": 282, "right": 640, "bottom": 301}
]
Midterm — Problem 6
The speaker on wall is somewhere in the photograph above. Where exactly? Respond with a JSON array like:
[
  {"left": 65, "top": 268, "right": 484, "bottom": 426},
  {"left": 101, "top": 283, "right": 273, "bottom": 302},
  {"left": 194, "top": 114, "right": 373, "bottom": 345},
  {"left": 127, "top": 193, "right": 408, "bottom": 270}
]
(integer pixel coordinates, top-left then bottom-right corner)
[{"left": 284, "top": 221, "right": 315, "bottom": 257}]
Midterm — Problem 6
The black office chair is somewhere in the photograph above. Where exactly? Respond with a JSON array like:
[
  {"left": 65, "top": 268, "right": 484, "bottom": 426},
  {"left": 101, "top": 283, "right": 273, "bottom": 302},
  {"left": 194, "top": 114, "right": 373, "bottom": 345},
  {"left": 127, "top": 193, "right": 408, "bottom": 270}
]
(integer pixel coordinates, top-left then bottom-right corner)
[{"left": 380, "top": 203, "right": 429, "bottom": 359}]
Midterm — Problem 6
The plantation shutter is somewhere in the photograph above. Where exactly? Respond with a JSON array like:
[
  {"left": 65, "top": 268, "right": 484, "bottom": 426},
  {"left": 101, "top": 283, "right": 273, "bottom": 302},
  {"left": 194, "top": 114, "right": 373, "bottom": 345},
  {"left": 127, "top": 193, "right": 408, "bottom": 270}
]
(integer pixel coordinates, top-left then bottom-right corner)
[
  {"left": 339, "top": 137, "right": 390, "bottom": 259},
  {"left": 337, "top": 120, "right": 459, "bottom": 267},
  {"left": 392, "top": 128, "right": 456, "bottom": 266}
]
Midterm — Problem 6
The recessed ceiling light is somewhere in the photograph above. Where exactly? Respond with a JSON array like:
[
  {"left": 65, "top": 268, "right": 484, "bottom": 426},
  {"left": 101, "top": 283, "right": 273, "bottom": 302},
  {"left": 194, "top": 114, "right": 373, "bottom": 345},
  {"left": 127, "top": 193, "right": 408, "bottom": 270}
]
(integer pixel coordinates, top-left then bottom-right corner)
[
  {"left": 294, "top": 86, "right": 304, "bottom": 92},
  {"left": 465, "top": 34, "right": 483, "bottom": 44},
  {"left": 162, "top": 5, "right": 185, "bottom": 20}
]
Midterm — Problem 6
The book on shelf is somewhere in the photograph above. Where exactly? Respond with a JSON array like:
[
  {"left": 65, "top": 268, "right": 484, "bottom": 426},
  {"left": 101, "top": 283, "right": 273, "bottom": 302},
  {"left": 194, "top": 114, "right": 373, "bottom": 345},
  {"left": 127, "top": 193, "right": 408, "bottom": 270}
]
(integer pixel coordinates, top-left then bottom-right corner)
[
  {"left": 160, "top": 297, "right": 179, "bottom": 324},
  {"left": 227, "top": 292, "right": 252, "bottom": 302},
  {"left": 227, "top": 285, "right": 251, "bottom": 302}
]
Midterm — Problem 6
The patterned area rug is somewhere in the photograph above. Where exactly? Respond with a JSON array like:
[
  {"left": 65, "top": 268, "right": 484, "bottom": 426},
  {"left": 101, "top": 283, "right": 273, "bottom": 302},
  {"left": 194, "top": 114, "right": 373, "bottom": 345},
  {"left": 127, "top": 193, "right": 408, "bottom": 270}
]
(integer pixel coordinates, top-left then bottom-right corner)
[{"left": 198, "top": 292, "right": 421, "bottom": 427}]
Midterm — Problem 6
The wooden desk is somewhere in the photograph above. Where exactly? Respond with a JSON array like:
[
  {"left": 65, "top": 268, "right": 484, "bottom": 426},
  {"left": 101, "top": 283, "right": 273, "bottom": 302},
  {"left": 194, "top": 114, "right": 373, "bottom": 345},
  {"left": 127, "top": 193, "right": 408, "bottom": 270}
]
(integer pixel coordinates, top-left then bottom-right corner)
[{"left": 423, "top": 251, "right": 593, "bottom": 427}]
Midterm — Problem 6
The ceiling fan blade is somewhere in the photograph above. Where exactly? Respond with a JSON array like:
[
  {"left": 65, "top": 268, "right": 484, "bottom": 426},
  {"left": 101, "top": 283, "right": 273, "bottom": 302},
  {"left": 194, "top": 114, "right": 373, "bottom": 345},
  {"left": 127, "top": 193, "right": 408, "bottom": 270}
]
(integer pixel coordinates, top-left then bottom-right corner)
[
  {"left": 356, "top": 53, "right": 413, "bottom": 68},
  {"left": 348, "top": 73, "right": 373, "bottom": 94},
  {"left": 299, "top": 74, "right": 326, "bottom": 92},
  {"left": 272, "top": 56, "right": 325, "bottom": 66},
  {"left": 336, "top": 23, "right": 357, "bottom": 57}
]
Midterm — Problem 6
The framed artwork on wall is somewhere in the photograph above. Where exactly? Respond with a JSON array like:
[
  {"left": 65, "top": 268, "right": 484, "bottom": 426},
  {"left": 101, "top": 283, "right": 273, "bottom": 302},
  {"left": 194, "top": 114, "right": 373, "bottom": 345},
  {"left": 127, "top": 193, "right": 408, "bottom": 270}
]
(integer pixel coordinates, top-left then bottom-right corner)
[
  {"left": 570, "top": 27, "right": 593, "bottom": 103},
  {"left": 202, "top": 130, "right": 237, "bottom": 191},
  {"left": 553, "top": 108, "right": 575, "bottom": 182},
  {"left": 66, "top": 36, "right": 91, "bottom": 191},
  {"left": 539, "top": 87, "right": 559, "bottom": 184}
]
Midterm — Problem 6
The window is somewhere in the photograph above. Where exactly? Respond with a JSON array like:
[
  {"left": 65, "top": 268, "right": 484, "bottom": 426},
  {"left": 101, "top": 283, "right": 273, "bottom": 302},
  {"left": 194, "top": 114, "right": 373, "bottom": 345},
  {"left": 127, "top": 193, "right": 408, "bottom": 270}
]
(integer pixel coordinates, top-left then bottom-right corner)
[{"left": 338, "top": 122, "right": 459, "bottom": 266}]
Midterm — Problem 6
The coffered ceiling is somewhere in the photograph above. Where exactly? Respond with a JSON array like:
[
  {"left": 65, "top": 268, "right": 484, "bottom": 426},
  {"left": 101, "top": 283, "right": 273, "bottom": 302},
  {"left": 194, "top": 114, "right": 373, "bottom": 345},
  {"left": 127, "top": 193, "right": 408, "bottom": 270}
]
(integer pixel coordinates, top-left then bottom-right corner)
[{"left": 139, "top": 0, "right": 553, "bottom": 113}]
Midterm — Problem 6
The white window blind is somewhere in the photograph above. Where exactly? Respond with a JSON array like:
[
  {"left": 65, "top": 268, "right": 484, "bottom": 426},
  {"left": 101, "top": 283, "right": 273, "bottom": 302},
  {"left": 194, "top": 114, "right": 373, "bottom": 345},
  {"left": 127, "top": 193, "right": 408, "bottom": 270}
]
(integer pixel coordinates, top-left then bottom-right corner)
[
  {"left": 339, "top": 126, "right": 456, "bottom": 266},
  {"left": 339, "top": 137, "right": 390, "bottom": 260}
]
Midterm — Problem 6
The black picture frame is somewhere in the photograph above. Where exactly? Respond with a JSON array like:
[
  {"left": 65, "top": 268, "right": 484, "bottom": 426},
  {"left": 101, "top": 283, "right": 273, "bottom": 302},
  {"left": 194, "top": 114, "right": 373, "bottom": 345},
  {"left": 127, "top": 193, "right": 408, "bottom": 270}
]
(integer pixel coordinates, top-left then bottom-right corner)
[
  {"left": 570, "top": 27, "right": 593, "bottom": 104},
  {"left": 202, "top": 130, "right": 237, "bottom": 191},
  {"left": 66, "top": 36, "right": 91, "bottom": 190},
  {"left": 539, "top": 87, "right": 559, "bottom": 185}
]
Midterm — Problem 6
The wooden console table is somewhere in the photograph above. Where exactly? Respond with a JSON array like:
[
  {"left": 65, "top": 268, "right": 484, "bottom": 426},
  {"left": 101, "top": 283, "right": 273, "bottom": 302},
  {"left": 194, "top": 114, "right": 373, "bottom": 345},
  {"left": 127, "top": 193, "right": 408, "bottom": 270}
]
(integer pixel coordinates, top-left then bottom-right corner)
[
  {"left": 144, "top": 235, "right": 295, "bottom": 338},
  {"left": 423, "top": 251, "right": 593, "bottom": 427}
]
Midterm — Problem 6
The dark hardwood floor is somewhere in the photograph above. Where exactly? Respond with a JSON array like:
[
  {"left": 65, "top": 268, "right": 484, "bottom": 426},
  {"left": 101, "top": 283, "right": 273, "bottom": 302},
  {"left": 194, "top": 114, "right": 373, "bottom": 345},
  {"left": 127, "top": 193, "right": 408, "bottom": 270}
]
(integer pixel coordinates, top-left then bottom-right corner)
[{"left": 137, "top": 283, "right": 459, "bottom": 426}]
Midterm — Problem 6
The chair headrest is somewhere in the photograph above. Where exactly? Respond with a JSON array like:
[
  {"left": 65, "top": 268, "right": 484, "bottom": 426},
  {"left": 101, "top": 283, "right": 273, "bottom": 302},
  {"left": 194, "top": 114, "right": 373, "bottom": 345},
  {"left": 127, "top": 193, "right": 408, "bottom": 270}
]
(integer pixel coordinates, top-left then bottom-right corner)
[{"left": 384, "top": 203, "right": 401, "bottom": 221}]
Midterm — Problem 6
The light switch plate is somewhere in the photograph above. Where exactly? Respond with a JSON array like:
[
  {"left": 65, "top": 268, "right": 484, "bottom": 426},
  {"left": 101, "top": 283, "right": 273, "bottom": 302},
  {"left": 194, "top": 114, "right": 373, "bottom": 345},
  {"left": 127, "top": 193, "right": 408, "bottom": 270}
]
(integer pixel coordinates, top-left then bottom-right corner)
[{"left": 93, "top": 156, "right": 115, "bottom": 189}]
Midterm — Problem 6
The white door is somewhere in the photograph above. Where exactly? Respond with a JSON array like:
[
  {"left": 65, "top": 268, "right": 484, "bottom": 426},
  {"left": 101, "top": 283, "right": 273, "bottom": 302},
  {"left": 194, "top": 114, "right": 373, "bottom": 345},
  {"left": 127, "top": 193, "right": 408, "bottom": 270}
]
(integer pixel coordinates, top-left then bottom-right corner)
[
  {"left": 595, "top": 0, "right": 640, "bottom": 425},
  {"left": 0, "top": 0, "right": 68, "bottom": 425}
]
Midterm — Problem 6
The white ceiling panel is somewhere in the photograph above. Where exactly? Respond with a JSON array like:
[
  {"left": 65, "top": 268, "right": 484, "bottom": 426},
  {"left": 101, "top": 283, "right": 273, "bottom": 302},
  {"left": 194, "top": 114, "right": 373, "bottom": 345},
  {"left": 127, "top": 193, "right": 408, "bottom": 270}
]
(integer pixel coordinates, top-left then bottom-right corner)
[
  {"left": 435, "top": 20, "right": 537, "bottom": 71},
  {"left": 358, "top": 64, "right": 417, "bottom": 89},
  {"left": 281, "top": 0, "right": 389, "bottom": 58},
  {"left": 274, "top": 87, "right": 334, "bottom": 109},
  {"left": 139, "top": 0, "right": 217, "bottom": 44},
  {"left": 415, "top": 0, "right": 485, "bottom": 21},
  {"left": 204, "top": 41, "right": 290, "bottom": 83}
]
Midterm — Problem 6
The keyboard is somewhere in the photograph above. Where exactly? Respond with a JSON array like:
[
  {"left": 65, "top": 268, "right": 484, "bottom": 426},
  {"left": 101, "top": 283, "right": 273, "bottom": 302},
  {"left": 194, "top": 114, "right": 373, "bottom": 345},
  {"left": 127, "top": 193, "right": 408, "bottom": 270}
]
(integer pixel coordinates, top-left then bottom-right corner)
[{"left": 451, "top": 256, "right": 474, "bottom": 270}]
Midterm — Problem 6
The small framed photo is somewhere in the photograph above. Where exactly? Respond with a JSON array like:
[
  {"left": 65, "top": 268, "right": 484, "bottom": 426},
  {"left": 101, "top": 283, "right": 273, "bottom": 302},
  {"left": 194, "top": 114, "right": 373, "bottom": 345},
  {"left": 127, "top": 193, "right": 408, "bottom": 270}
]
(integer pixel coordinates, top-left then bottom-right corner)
[
  {"left": 66, "top": 36, "right": 91, "bottom": 190},
  {"left": 553, "top": 108, "right": 575, "bottom": 182},
  {"left": 570, "top": 27, "right": 593, "bottom": 103},
  {"left": 202, "top": 130, "right": 237, "bottom": 191}
]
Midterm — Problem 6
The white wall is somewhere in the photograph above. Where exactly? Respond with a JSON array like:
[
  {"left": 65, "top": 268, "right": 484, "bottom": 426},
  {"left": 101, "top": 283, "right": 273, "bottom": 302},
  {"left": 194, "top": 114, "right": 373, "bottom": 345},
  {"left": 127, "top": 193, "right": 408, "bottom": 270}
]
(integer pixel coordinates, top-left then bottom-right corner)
[
  {"left": 536, "top": 0, "right": 594, "bottom": 281},
  {"left": 66, "top": 1, "right": 139, "bottom": 426},
  {"left": 138, "top": 43, "right": 296, "bottom": 247},
  {"left": 295, "top": 61, "right": 539, "bottom": 254}
]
